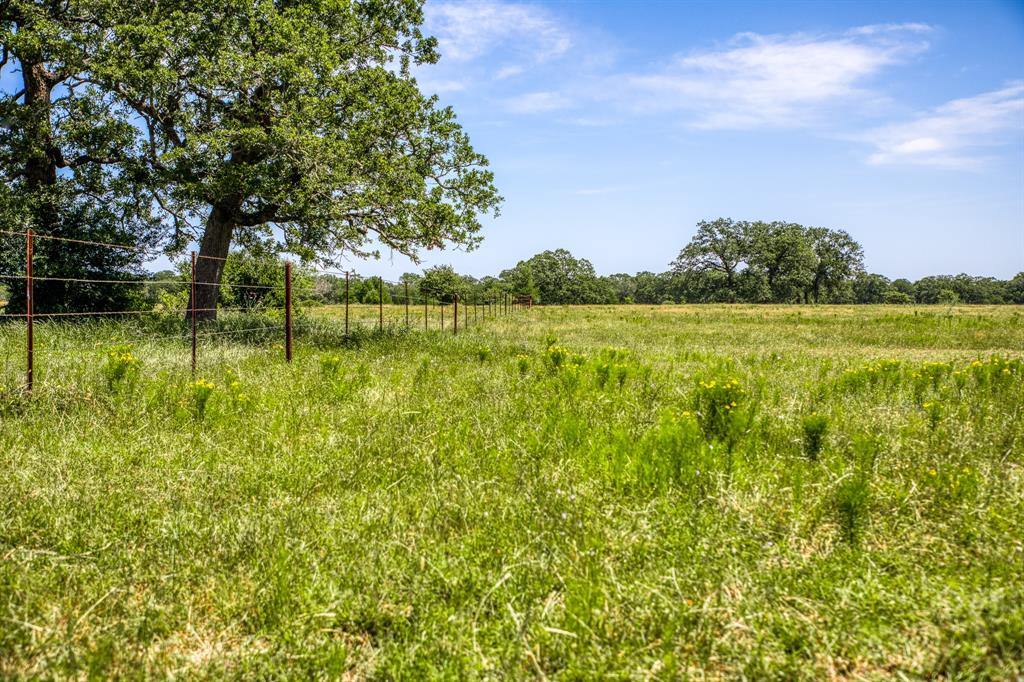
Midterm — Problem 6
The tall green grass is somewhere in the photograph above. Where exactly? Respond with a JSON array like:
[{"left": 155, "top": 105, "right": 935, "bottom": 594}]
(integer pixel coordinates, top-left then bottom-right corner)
[{"left": 1, "top": 305, "right": 1022, "bottom": 678}]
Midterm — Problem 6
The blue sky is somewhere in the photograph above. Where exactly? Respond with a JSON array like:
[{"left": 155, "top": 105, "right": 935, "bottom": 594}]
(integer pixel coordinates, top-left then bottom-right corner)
[{"left": 359, "top": 0, "right": 1023, "bottom": 281}]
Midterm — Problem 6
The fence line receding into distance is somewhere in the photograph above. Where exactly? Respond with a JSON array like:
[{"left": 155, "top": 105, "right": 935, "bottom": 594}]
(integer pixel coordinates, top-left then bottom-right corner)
[{"left": 0, "top": 229, "right": 529, "bottom": 392}]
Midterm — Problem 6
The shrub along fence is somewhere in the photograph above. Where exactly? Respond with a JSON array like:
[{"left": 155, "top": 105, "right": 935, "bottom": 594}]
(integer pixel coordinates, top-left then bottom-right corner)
[{"left": 0, "top": 229, "right": 526, "bottom": 392}]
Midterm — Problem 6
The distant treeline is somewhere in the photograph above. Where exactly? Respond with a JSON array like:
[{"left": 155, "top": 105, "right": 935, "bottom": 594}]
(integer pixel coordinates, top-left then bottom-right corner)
[
  {"left": 370, "top": 218, "right": 1023, "bottom": 306},
  {"left": 297, "top": 216, "right": 1023, "bottom": 306},
  {"left": 5, "top": 217, "right": 1020, "bottom": 311}
]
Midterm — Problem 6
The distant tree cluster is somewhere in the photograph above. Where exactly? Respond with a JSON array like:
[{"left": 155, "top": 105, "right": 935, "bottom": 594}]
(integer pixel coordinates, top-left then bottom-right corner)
[
  {"left": 861, "top": 273, "right": 1024, "bottom": 305},
  {"left": 599, "top": 269, "right": 1024, "bottom": 306},
  {"left": 666, "top": 218, "right": 864, "bottom": 303},
  {"left": 432, "top": 218, "right": 1022, "bottom": 306},
  {"left": 500, "top": 249, "right": 612, "bottom": 304},
  {"left": 604, "top": 218, "right": 1022, "bottom": 306},
  {"left": 300, "top": 264, "right": 508, "bottom": 307},
  {"left": 291, "top": 217, "right": 1022, "bottom": 306}
]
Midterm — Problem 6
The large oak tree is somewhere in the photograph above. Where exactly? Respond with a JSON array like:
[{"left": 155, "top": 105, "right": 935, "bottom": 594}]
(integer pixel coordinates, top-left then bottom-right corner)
[
  {"left": 90, "top": 0, "right": 501, "bottom": 319},
  {"left": 670, "top": 218, "right": 748, "bottom": 301},
  {"left": 501, "top": 249, "right": 611, "bottom": 305},
  {"left": 746, "top": 221, "right": 815, "bottom": 303},
  {"left": 805, "top": 227, "right": 864, "bottom": 303},
  {"left": 671, "top": 218, "right": 865, "bottom": 304}
]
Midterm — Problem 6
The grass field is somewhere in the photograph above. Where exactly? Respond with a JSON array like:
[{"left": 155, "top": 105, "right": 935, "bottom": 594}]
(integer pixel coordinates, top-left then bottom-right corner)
[{"left": 2, "top": 304, "right": 1022, "bottom": 679}]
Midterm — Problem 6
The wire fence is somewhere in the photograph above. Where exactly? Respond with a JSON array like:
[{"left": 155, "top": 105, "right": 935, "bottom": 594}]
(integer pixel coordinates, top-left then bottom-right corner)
[{"left": 0, "top": 229, "right": 531, "bottom": 392}]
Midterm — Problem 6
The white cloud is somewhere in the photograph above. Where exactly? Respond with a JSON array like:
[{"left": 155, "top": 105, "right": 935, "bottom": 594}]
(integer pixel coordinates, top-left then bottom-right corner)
[
  {"left": 425, "top": 1, "right": 571, "bottom": 64},
  {"left": 503, "top": 91, "right": 573, "bottom": 114},
  {"left": 862, "top": 82, "right": 1024, "bottom": 168},
  {"left": 495, "top": 65, "right": 525, "bottom": 80},
  {"left": 615, "top": 25, "right": 932, "bottom": 129},
  {"left": 846, "top": 23, "right": 933, "bottom": 36}
]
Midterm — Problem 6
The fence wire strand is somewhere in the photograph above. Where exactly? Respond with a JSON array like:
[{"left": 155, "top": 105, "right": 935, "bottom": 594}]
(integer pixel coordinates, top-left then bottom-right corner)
[
  {"left": 1, "top": 229, "right": 527, "bottom": 390},
  {"left": 0, "top": 227, "right": 165, "bottom": 257}
]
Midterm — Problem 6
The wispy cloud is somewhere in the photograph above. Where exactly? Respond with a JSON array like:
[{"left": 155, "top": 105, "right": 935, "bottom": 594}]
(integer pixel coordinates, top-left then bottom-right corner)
[
  {"left": 615, "top": 24, "right": 932, "bottom": 129},
  {"left": 575, "top": 185, "right": 629, "bottom": 196},
  {"left": 425, "top": 1, "right": 571, "bottom": 64},
  {"left": 495, "top": 65, "right": 526, "bottom": 80},
  {"left": 503, "top": 91, "right": 574, "bottom": 114},
  {"left": 846, "top": 22, "right": 933, "bottom": 36},
  {"left": 861, "top": 82, "right": 1024, "bottom": 168}
]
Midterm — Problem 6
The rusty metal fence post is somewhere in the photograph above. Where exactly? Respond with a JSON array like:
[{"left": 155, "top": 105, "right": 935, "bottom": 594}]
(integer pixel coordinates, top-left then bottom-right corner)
[
  {"left": 344, "top": 271, "right": 350, "bottom": 337},
  {"left": 285, "top": 261, "right": 293, "bottom": 362},
  {"left": 405, "top": 282, "right": 410, "bottom": 326},
  {"left": 25, "top": 229, "right": 33, "bottom": 391},
  {"left": 378, "top": 278, "right": 383, "bottom": 332},
  {"left": 190, "top": 250, "right": 197, "bottom": 375}
]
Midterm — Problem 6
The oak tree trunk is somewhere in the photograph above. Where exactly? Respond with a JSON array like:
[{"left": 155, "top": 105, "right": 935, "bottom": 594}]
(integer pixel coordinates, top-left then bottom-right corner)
[
  {"left": 189, "top": 200, "right": 238, "bottom": 321},
  {"left": 4, "top": 48, "right": 61, "bottom": 314},
  {"left": 22, "top": 61, "right": 59, "bottom": 230}
]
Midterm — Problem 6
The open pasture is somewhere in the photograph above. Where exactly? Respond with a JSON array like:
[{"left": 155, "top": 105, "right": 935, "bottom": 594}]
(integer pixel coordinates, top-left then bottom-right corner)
[{"left": 1, "top": 305, "right": 1022, "bottom": 679}]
